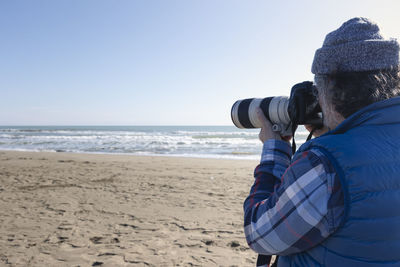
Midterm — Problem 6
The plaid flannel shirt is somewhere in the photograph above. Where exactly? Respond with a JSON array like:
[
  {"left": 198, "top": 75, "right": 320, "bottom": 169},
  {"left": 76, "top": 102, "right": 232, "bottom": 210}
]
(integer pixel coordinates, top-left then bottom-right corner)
[{"left": 244, "top": 139, "right": 344, "bottom": 256}]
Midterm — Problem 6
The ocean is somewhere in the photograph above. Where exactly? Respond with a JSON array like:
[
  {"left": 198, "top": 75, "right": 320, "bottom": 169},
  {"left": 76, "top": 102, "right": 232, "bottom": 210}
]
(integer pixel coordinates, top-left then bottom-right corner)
[{"left": 0, "top": 126, "right": 310, "bottom": 160}]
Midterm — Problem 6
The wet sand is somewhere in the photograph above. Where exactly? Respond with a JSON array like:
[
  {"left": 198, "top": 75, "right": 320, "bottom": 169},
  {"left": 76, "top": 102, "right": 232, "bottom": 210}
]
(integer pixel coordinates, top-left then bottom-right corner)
[{"left": 0, "top": 151, "right": 260, "bottom": 266}]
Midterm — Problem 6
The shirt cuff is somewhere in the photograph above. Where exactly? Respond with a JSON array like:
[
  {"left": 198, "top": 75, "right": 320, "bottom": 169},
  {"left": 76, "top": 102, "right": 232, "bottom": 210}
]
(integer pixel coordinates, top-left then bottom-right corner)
[{"left": 260, "top": 139, "right": 292, "bottom": 165}]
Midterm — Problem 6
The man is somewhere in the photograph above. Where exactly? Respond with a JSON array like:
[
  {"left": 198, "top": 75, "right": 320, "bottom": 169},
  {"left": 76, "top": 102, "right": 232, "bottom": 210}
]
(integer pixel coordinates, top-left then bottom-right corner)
[{"left": 243, "top": 17, "right": 400, "bottom": 266}]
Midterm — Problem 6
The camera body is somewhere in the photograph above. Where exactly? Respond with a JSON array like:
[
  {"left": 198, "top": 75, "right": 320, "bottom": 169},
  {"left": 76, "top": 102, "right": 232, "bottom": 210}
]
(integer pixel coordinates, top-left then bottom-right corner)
[{"left": 231, "top": 81, "right": 323, "bottom": 136}]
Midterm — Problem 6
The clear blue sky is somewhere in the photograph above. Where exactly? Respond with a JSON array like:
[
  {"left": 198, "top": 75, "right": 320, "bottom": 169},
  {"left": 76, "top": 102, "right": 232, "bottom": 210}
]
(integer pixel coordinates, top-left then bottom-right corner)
[{"left": 1, "top": 0, "right": 399, "bottom": 125}]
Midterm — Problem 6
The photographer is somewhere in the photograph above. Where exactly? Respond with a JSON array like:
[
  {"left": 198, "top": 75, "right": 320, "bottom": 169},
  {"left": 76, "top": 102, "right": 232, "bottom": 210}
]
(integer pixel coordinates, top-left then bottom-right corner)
[{"left": 243, "top": 17, "right": 400, "bottom": 266}]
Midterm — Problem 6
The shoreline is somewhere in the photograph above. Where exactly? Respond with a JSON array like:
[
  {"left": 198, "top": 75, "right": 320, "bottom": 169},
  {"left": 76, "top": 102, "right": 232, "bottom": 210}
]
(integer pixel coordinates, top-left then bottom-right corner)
[
  {"left": 0, "top": 148, "right": 260, "bottom": 161},
  {"left": 0, "top": 150, "right": 259, "bottom": 266}
]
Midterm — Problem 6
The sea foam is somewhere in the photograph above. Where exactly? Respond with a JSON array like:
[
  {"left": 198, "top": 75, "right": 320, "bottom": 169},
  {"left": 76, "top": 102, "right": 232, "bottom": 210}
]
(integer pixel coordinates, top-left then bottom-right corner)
[{"left": 0, "top": 126, "right": 308, "bottom": 159}]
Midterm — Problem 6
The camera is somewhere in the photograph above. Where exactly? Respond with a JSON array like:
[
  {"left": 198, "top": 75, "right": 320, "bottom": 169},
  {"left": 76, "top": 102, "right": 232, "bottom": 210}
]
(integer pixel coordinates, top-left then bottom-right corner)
[{"left": 231, "top": 81, "right": 323, "bottom": 136}]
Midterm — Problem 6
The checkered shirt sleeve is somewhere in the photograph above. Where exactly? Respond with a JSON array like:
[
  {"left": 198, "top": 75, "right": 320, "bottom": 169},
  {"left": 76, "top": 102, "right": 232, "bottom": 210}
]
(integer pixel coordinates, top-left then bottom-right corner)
[{"left": 243, "top": 139, "right": 344, "bottom": 255}]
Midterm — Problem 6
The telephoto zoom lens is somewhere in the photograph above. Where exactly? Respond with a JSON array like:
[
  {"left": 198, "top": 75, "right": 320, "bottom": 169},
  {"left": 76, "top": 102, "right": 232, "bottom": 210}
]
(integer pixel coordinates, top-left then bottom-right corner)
[{"left": 231, "top": 97, "right": 292, "bottom": 135}]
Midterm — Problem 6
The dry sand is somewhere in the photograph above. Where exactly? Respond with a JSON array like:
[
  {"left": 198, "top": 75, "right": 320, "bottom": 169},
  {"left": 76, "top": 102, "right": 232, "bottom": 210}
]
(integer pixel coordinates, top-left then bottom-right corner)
[{"left": 0, "top": 150, "right": 260, "bottom": 266}]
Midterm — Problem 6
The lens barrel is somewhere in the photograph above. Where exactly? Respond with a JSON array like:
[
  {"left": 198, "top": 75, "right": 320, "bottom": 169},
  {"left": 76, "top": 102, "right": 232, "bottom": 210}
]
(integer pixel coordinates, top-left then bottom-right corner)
[
  {"left": 267, "top": 96, "right": 291, "bottom": 126},
  {"left": 231, "top": 97, "right": 291, "bottom": 133},
  {"left": 231, "top": 98, "right": 264, "bottom": 128}
]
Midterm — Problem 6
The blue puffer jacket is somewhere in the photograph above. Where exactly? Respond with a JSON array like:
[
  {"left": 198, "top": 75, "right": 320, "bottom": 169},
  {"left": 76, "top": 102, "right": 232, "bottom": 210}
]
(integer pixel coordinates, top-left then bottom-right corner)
[{"left": 278, "top": 97, "right": 400, "bottom": 267}]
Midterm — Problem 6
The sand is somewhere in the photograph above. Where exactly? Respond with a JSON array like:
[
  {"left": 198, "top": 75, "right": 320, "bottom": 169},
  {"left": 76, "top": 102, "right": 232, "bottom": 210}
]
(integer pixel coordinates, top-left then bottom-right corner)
[{"left": 0, "top": 150, "right": 260, "bottom": 266}]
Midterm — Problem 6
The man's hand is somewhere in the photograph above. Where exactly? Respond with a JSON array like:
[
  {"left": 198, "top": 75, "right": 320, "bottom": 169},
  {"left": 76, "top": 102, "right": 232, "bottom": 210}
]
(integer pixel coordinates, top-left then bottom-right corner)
[{"left": 256, "top": 107, "right": 291, "bottom": 143}]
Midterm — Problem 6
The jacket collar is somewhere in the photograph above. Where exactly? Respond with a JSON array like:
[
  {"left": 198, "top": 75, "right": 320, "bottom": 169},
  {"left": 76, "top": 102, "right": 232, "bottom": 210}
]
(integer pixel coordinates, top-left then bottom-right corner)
[{"left": 324, "top": 96, "right": 400, "bottom": 135}]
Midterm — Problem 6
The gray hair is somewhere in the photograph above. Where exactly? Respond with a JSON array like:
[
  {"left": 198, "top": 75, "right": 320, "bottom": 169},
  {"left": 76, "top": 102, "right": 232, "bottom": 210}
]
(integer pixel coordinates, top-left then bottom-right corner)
[{"left": 314, "top": 68, "right": 400, "bottom": 119}]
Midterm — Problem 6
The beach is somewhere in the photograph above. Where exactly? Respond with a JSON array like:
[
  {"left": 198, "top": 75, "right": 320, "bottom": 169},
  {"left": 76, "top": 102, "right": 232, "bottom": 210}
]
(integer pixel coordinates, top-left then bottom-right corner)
[{"left": 0, "top": 150, "right": 260, "bottom": 266}]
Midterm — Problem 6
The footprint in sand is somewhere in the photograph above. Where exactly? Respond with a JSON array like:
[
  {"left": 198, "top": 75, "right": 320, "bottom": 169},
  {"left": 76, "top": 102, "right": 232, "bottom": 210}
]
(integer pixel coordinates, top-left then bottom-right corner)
[{"left": 90, "top": 236, "right": 104, "bottom": 244}]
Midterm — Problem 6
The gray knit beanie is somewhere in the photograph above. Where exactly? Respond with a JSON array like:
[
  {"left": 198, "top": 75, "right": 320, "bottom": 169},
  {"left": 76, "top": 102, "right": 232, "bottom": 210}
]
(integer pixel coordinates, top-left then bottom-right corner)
[{"left": 312, "top": 17, "right": 400, "bottom": 74}]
